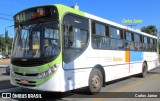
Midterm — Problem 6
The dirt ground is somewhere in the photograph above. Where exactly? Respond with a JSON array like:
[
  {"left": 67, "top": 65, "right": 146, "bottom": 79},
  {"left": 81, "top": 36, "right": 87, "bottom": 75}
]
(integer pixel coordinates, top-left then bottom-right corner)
[{"left": 0, "top": 59, "right": 10, "bottom": 63}]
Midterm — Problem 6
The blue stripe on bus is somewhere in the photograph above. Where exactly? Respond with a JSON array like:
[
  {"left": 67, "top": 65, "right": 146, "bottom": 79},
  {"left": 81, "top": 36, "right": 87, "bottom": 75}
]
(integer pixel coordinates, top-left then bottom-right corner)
[{"left": 130, "top": 51, "right": 143, "bottom": 62}]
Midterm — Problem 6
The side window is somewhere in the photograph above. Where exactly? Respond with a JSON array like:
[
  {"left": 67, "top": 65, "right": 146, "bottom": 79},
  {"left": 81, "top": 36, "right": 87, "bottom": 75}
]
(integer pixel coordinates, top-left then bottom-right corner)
[
  {"left": 134, "top": 34, "right": 140, "bottom": 43},
  {"left": 110, "top": 27, "right": 123, "bottom": 39},
  {"left": 63, "top": 14, "right": 89, "bottom": 63},
  {"left": 124, "top": 31, "right": 135, "bottom": 50},
  {"left": 139, "top": 35, "right": 143, "bottom": 51},
  {"left": 134, "top": 34, "right": 142, "bottom": 51},
  {"left": 110, "top": 27, "right": 124, "bottom": 50},
  {"left": 144, "top": 36, "right": 147, "bottom": 44},
  {"left": 131, "top": 33, "right": 134, "bottom": 42},
  {"left": 147, "top": 37, "right": 150, "bottom": 51},
  {"left": 140, "top": 35, "right": 143, "bottom": 43},
  {"left": 69, "top": 28, "right": 88, "bottom": 48},
  {"left": 154, "top": 39, "right": 157, "bottom": 52},
  {"left": 153, "top": 39, "right": 157, "bottom": 52},
  {"left": 143, "top": 36, "right": 149, "bottom": 51},
  {"left": 110, "top": 27, "right": 120, "bottom": 39},
  {"left": 92, "top": 22, "right": 110, "bottom": 49},
  {"left": 125, "top": 31, "right": 132, "bottom": 41},
  {"left": 95, "top": 23, "right": 105, "bottom": 36},
  {"left": 150, "top": 38, "right": 153, "bottom": 52}
]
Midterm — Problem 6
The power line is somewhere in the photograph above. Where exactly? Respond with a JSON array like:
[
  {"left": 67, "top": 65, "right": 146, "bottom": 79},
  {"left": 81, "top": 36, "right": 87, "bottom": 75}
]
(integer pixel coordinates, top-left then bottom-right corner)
[
  {"left": 0, "top": 12, "right": 12, "bottom": 16},
  {"left": 0, "top": 17, "right": 13, "bottom": 21}
]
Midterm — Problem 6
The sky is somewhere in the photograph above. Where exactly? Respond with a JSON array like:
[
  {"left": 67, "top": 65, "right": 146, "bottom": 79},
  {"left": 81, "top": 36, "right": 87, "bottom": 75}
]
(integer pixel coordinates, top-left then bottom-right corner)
[{"left": 0, "top": 0, "right": 160, "bottom": 38}]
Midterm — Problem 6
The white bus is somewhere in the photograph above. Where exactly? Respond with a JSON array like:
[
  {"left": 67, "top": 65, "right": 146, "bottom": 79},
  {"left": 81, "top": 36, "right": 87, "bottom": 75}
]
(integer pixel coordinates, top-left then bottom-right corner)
[{"left": 11, "top": 4, "right": 159, "bottom": 94}]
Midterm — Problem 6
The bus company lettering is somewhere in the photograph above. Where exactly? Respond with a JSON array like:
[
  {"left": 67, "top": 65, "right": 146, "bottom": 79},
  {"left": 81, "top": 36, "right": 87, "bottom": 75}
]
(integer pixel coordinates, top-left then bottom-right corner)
[
  {"left": 122, "top": 19, "right": 143, "bottom": 24},
  {"left": 113, "top": 57, "right": 123, "bottom": 61}
]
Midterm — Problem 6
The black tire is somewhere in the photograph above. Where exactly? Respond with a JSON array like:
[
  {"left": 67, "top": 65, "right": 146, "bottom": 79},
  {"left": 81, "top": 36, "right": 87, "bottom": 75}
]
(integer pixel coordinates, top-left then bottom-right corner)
[
  {"left": 140, "top": 62, "right": 148, "bottom": 78},
  {"left": 88, "top": 68, "right": 103, "bottom": 94}
]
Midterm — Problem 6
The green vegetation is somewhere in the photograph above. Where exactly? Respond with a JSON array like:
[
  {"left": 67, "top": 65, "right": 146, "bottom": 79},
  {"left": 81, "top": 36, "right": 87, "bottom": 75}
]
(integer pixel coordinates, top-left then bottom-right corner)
[
  {"left": 141, "top": 25, "right": 157, "bottom": 36},
  {"left": 0, "top": 34, "right": 13, "bottom": 55}
]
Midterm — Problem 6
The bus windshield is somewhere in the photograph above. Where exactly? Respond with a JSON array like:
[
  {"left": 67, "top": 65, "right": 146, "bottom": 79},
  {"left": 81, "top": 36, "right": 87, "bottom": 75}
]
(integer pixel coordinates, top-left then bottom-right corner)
[{"left": 12, "top": 21, "right": 60, "bottom": 58}]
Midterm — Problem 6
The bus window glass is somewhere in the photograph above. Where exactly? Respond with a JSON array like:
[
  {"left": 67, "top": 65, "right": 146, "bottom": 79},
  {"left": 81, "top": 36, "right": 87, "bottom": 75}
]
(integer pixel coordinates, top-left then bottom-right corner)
[
  {"left": 120, "top": 30, "right": 123, "bottom": 39},
  {"left": 134, "top": 34, "right": 140, "bottom": 42},
  {"left": 125, "top": 31, "right": 132, "bottom": 41},
  {"left": 32, "top": 31, "right": 40, "bottom": 57},
  {"left": 131, "top": 33, "right": 134, "bottom": 42},
  {"left": 134, "top": 34, "right": 142, "bottom": 51},
  {"left": 105, "top": 26, "right": 109, "bottom": 37},
  {"left": 124, "top": 31, "right": 135, "bottom": 50},
  {"left": 143, "top": 36, "right": 149, "bottom": 51},
  {"left": 110, "top": 27, "right": 124, "bottom": 50},
  {"left": 150, "top": 38, "right": 153, "bottom": 51},
  {"left": 12, "top": 21, "right": 60, "bottom": 58},
  {"left": 63, "top": 26, "right": 88, "bottom": 63},
  {"left": 153, "top": 39, "right": 157, "bottom": 52},
  {"left": 140, "top": 35, "right": 143, "bottom": 43},
  {"left": 147, "top": 37, "right": 150, "bottom": 44},
  {"left": 44, "top": 28, "right": 60, "bottom": 56},
  {"left": 45, "top": 28, "right": 59, "bottom": 39},
  {"left": 111, "top": 39, "right": 123, "bottom": 50},
  {"left": 110, "top": 27, "right": 122, "bottom": 39},
  {"left": 150, "top": 38, "right": 153, "bottom": 45},
  {"left": 100, "top": 37, "right": 110, "bottom": 49},
  {"left": 68, "top": 28, "right": 87, "bottom": 48},
  {"left": 92, "top": 22, "right": 110, "bottom": 49},
  {"left": 95, "top": 24, "right": 105, "bottom": 36},
  {"left": 144, "top": 36, "right": 147, "bottom": 44}
]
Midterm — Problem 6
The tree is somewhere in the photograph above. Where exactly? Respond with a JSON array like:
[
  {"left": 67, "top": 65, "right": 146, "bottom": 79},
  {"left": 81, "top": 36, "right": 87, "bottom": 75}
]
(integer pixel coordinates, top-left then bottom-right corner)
[
  {"left": 0, "top": 34, "right": 13, "bottom": 55},
  {"left": 141, "top": 25, "right": 157, "bottom": 36},
  {"left": 0, "top": 34, "right": 6, "bottom": 54}
]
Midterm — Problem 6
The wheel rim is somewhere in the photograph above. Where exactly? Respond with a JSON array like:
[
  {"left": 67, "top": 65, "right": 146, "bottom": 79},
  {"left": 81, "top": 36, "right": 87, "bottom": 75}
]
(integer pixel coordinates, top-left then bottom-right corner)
[{"left": 92, "top": 74, "right": 101, "bottom": 89}]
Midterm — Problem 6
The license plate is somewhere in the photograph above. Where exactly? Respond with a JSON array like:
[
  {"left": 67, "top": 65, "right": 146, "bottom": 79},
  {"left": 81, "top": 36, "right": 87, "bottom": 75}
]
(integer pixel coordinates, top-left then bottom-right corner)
[{"left": 20, "top": 80, "right": 28, "bottom": 84}]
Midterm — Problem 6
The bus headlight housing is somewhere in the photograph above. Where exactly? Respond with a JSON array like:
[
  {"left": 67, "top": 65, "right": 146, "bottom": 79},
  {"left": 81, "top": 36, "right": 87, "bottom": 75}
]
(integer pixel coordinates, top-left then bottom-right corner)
[{"left": 38, "top": 64, "right": 59, "bottom": 78}]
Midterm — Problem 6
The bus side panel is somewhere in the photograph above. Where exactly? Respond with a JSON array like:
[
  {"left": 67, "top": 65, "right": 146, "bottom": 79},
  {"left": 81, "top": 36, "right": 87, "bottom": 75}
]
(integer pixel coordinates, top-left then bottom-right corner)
[
  {"left": 98, "top": 50, "right": 130, "bottom": 82},
  {"left": 143, "top": 52, "right": 159, "bottom": 70},
  {"left": 130, "top": 51, "right": 143, "bottom": 75},
  {"left": 104, "top": 64, "right": 130, "bottom": 82},
  {"left": 62, "top": 47, "right": 97, "bottom": 90},
  {"left": 38, "top": 62, "right": 91, "bottom": 92}
]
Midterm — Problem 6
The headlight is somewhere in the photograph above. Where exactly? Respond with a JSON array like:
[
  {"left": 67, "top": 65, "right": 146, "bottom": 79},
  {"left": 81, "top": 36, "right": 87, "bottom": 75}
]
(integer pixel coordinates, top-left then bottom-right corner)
[{"left": 38, "top": 64, "right": 59, "bottom": 78}]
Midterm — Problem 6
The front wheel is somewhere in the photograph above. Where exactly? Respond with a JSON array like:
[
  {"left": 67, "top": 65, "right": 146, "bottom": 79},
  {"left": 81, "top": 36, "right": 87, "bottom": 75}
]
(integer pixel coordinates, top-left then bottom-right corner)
[{"left": 88, "top": 68, "right": 103, "bottom": 94}]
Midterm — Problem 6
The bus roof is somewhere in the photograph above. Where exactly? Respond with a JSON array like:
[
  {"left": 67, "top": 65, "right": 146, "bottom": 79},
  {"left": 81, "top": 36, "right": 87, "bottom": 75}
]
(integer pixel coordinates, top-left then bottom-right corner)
[
  {"left": 54, "top": 4, "right": 157, "bottom": 39},
  {"left": 14, "top": 4, "right": 157, "bottom": 39}
]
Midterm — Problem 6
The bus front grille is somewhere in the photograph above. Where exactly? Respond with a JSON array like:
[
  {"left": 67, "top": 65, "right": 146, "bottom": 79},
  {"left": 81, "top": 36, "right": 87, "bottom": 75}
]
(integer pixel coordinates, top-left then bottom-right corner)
[
  {"left": 17, "top": 83, "right": 36, "bottom": 87},
  {"left": 11, "top": 57, "right": 55, "bottom": 67},
  {"left": 14, "top": 72, "right": 39, "bottom": 76},
  {"left": 11, "top": 61, "right": 46, "bottom": 67}
]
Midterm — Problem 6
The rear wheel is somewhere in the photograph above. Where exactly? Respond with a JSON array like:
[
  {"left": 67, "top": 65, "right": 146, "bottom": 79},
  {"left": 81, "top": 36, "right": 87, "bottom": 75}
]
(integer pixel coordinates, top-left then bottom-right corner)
[
  {"left": 88, "top": 68, "right": 103, "bottom": 94},
  {"left": 141, "top": 62, "right": 148, "bottom": 78}
]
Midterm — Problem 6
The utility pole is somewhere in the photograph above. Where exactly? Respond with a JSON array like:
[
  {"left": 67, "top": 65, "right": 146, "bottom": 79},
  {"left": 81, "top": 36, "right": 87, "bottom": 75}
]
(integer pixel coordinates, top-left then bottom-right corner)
[
  {"left": 0, "top": 34, "right": 3, "bottom": 53},
  {"left": 5, "top": 30, "right": 8, "bottom": 55},
  {"left": 5, "top": 25, "right": 14, "bottom": 55}
]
